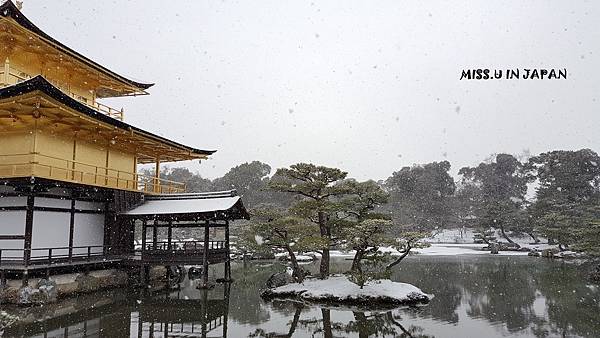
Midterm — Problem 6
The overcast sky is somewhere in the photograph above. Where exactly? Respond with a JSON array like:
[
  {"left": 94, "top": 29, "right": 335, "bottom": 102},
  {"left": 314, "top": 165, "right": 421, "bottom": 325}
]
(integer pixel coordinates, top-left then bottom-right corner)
[{"left": 22, "top": 0, "right": 600, "bottom": 181}]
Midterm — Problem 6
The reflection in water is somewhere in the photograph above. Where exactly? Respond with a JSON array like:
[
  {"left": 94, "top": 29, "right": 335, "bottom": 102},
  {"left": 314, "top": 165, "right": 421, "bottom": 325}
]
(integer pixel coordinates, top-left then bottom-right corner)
[{"left": 2, "top": 256, "right": 599, "bottom": 337}]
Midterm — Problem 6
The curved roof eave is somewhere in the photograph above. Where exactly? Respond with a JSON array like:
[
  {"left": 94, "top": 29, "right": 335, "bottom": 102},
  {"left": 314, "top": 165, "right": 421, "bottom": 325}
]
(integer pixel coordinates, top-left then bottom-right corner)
[
  {"left": 0, "top": 0, "right": 154, "bottom": 91},
  {"left": 0, "top": 76, "right": 216, "bottom": 157}
]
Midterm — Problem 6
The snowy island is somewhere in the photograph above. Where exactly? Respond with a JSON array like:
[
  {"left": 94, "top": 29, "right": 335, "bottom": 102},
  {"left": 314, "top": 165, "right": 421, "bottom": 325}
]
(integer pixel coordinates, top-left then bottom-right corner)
[{"left": 262, "top": 276, "right": 430, "bottom": 307}]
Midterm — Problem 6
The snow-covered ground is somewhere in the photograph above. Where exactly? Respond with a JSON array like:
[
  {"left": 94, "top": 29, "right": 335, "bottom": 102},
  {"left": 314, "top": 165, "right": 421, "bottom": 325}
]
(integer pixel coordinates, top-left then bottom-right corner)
[
  {"left": 326, "top": 243, "right": 532, "bottom": 258},
  {"left": 426, "top": 228, "right": 478, "bottom": 244},
  {"left": 262, "top": 276, "right": 430, "bottom": 306},
  {"left": 274, "top": 252, "right": 316, "bottom": 262},
  {"left": 238, "top": 228, "right": 564, "bottom": 260}
]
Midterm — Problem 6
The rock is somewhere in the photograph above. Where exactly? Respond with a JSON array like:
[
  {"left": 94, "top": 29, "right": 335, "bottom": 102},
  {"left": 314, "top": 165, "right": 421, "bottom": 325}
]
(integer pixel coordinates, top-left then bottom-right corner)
[
  {"left": 36, "top": 279, "right": 57, "bottom": 303},
  {"left": 265, "top": 272, "right": 294, "bottom": 289},
  {"left": 490, "top": 243, "right": 499, "bottom": 254},
  {"left": 555, "top": 251, "right": 579, "bottom": 259},
  {"left": 590, "top": 265, "right": 600, "bottom": 282},
  {"left": 542, "top": 248, "right": 559, "bottom": 258},
  {"left": 18, "top": 285, "right": 48, "bottom": 305},
  {"left": 252, "top": 252, "right": 275, "bottom": 260},
  {"left": 149, "top": 266, "right": 167, "bottom": 280},
  {"left": 17, "top": 279, "right": 58, "bottom": 305},
  {"left": 167, "top": 266, "right": 186, "bottom": 284},
  {"left": 497, "top": 242, "right": 520, "bottom": 251},
  {"left": 0, "top": 285, "right": 18, "bottom": 304},
  {"left": 188, "top": 267, "right": 203, "bottom": 280},
  {"left": 75, "top": 274, "right": 101, "bottom": 293},
  {"left": 0, "top": 310, "right": 19, "bottom": 331},
  {"left": 528, "top": 251, "right": 541, "bottom": 257},
  {"left": 17, "top": 286, "right": 36, "bottom": 305}
]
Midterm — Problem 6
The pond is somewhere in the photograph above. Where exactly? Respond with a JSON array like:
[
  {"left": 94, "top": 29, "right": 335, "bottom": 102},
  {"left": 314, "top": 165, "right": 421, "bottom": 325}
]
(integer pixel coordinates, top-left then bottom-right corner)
[{"left": 3, "top": 255, "right": 599, "bottom": 338}]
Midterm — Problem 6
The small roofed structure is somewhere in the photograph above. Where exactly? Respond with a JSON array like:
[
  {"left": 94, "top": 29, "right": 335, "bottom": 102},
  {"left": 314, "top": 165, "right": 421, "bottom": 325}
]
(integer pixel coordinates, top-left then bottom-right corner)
[
  {"left": 120, "top": 190, "right": 249, "bottom": 287},
  {"left": 124, "top": 191, "right": 249, "bottom": 221}
]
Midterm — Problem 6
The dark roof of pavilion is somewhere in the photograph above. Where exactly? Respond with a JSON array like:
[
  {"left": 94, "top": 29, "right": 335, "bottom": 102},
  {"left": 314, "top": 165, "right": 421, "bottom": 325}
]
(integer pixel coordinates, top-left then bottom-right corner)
[
  {"left": 0, "top": 75, "right": 216, "bottom": 157},
  {"left": 0, "top": 0, "right": 153, "bottom": 90},
  {"left": 122, "top": 190, "right": 250, "bottom": 221}
]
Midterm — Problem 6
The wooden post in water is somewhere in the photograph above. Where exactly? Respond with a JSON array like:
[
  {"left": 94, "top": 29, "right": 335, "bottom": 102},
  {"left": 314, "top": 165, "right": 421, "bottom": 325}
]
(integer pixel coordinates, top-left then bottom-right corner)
[{"left": 201, "top": 288, "right": 208, "bottom": 336}]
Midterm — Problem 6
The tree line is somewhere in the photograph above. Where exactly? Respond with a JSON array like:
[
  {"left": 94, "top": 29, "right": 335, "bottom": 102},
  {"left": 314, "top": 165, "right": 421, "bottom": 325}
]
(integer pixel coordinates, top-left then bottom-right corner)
[{"left": 150, "top": 148, "right": 600, "bottom": 262}]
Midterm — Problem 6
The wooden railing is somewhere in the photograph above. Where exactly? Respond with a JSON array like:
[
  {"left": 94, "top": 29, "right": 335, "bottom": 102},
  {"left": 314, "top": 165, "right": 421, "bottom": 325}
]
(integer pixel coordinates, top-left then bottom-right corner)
[
  {"left": 0, "top": 63, "right": 124, "bottom": 120},
  {"left": 0, "top": 153, "right": 186, "bottom": 194},
  {"left": 0, "top": 241, "right": 228, "bottom": 269},
  {"left": 139, "top": 240, "right": 228, "bottom": 264},
  {"left": 143, "top": 240, "right": 227, "bottom": 252},
  {"left": 0, "top": 244, "right": 124, "bottom": 269}
]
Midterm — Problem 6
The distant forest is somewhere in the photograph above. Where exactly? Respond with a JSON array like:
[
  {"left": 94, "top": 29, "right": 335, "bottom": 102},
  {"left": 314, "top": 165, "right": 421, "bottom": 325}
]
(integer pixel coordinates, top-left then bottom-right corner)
[{"left": 144, "top": 148, "right": 600, "bottom": 255}]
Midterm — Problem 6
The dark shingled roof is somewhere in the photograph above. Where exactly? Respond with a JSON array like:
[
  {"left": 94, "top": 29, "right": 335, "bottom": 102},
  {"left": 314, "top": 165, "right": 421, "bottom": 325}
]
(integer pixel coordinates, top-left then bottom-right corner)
[
  {"left": 0, "top": 75, "right": 216, "bottom": 157},
  {"left": 0, "top": 0, "right": 153, "bottom": 91}
]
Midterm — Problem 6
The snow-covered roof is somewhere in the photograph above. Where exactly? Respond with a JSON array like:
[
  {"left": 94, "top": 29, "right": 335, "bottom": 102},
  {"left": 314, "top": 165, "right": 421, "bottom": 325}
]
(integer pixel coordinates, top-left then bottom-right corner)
[{"left": 122, "top": 190, "right": 249, "bottom": 220}]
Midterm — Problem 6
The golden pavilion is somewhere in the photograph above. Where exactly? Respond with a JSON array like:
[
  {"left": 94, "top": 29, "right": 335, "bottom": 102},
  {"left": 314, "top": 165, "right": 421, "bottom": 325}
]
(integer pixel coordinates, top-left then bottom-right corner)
[{"left": 0, "top": 0, "right": 247, "bottom": 291}]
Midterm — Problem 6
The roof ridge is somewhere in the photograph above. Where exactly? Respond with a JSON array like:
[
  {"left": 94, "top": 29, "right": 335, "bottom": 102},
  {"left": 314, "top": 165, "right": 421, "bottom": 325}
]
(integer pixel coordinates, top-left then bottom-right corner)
[
  {"left": 0, "top": 0, "right": 153, "bottom": 91},
  {"left": 145, "top": 190, "right": 239, "bottom": 201}
]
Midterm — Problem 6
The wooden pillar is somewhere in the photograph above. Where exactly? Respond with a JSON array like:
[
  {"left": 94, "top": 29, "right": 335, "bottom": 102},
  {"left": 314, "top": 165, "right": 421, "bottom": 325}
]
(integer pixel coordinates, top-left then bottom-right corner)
[
  {"left": 224, "top": 220, "right": 231, "bottom": 281},
  {"left": 137, "top": 310, "right": 143, "bottom": 338},
  {"left": 23, "top": 193, "right": 35, "bottom": 286},
  {"left": 154, "top": 157, "right": 160, "bottom": 193},
  {"left": 141, "top": 220, "right": 147, "bottom": 254},
  {"left": 153, "top": 219, "right": 158, "bottom": 250},
  {"left": 68, "top": 198, "right": 75, "bottom": 262},
  {"left": 201, "top": 220, "right": 210, "bottom": 288},
  {"left": 3, "top": 57, "right": 9, "bottom": 85},
  {"left": 167, "top": 220, "right": 173, "bottom": 251},
  {"left": 103, "top": 201, "right": 110, "bottom": 255},
  {"left": 71, "top": 138, "right": 77, "bottom": 180},
  {"left": 200, "top": 288, "right": 208, "bottom": 336},
  {"left": 105, "top": 145, "right": 110, "bottom": 186},
  {"left": 1, "top": 269, "right": 7, "bottom": 288},
  {"left": 223, "top": 282, "right": 230, "bottom": 337},
  {"left": 140, "top": 219, "right": 147, "bottom": 285},
  {"left": 130, "top": 219, "right": 135, "bottom": 254}
]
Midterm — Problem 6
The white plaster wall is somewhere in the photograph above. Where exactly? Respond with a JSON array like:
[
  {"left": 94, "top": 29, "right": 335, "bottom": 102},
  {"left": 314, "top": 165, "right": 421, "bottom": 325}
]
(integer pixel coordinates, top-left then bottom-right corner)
[
  {"left": 0, "top": 210, "right": 26, "bottom": 259},
  {"left": 0, "top": 186, "right": 15, "bottom": 193},
  {"left": 31, "top": 211, "right": 70, "bottom": 258},
  {"left": 35, "top": 197, "right": 71, "bottom": 208},
  {"left": 0, "top": 239, "right": 24, "bottom": 259},
  {"left": 0, "top": 210, "right": 25, "bottom": 235},
  {"left": 73, "top": 214, "right": 105, "bottom": 255},
  {"left": 0, "top": 196, "right": 26, "bottom": 207}
]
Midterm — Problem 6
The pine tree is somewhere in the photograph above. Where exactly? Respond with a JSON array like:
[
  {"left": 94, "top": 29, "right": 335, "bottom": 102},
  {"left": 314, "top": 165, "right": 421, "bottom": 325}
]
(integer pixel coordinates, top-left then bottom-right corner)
[
  {"left": 269, "top": 163, "right": 351, "bottom": 278},
  {"left": 244, "top": 206, "right": 324, "bottom": 282}
]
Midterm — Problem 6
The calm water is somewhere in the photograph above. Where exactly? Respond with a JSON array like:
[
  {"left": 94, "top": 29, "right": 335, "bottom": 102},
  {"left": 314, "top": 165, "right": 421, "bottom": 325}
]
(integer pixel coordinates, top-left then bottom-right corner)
[{"left": 3, "top": 256, "right": 599, "bottom": 338}]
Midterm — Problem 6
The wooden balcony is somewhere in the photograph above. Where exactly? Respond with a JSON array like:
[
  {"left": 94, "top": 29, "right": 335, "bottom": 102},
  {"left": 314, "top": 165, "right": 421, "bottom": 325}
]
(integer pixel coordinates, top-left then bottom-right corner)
[
  {"left": 0, "top": 153, "right": 186, "bottom": 194},
  {"left": 140, "top": 240, "right": 229, "bottom": 265},
  {"left": 0, "top": 62, "right": 124, "bottom": 120}
]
